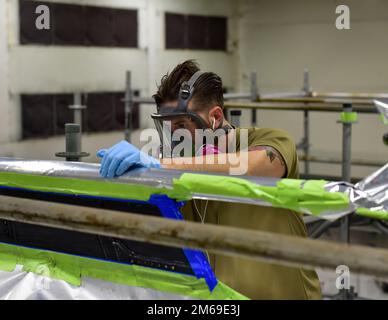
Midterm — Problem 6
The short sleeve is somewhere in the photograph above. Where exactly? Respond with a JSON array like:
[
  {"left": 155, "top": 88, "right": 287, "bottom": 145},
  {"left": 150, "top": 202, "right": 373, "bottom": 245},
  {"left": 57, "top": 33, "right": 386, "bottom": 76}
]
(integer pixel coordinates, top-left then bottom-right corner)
[{"left": 245, "top": 128, "right": 299, "bottom": 179}]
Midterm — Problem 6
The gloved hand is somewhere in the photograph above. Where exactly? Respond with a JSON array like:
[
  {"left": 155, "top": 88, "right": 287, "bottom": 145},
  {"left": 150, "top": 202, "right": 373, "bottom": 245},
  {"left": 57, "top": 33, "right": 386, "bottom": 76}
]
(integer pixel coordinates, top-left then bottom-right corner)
[{"left": 97, "top": 140, "right": 160, "bottom": 178}]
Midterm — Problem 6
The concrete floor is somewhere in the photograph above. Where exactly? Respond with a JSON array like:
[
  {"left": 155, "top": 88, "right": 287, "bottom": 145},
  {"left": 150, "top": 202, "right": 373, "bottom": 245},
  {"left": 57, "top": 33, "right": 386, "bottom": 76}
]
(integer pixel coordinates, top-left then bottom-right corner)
[
  {"left": 316, "top": 226, "right": 388, "bottom": 300},
  {"left": 317, "top": 268, "right": 388, "bottom": 300}
]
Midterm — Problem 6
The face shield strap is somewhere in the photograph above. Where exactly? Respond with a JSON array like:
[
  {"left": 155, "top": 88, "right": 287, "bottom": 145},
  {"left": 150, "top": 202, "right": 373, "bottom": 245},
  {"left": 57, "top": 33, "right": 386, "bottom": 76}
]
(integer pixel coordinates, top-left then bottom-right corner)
[{"left": 176, "top": 71, "right": 205, "bottom": 112}]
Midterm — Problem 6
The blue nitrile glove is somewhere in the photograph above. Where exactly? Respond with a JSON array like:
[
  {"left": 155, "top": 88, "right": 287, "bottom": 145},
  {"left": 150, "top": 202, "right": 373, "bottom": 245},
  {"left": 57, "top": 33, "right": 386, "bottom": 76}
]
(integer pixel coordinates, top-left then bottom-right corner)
[{"left": 97, "top": 140, "right": 160, "bottom": 178}]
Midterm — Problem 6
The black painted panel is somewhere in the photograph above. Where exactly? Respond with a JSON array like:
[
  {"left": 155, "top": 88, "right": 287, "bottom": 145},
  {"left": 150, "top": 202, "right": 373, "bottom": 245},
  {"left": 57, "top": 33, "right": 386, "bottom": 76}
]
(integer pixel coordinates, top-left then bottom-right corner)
[
  {"left": 113, "top": 8, "right": 138, "bottom": 47},
  {"left": 19, "top": 0, "right": 53, "bottom": 44},
  {"left": 21, "top": 94, "right": 54, "bottom": 139},
  {"left": 187, "top": 15, "right": 207, "bottom": 49},
  {"left": 208, "top": 16, "right": 227, "bottom": 51},
  {"left": 165, "top": 13, "right": 186, "bottom": 49},
  {"left": 20, "top": 1, "right": 138, "bottom": 48},
  {"left": 85, "top": 6, "right": 114, "bottom": 47},
  {"left": 53, "top": 3, "right": 86, "bottom": 45}
]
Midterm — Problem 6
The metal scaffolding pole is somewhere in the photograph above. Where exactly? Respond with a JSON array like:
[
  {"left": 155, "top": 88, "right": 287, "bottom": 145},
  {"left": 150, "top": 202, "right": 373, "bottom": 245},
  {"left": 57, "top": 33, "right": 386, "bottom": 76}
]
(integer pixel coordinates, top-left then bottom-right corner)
[
  {"left": 250, "top": 71, "right": 258, "bottom": 126},
  {"left": 124, "top": 71, "right": 133, "bottom": 142},
  {"left": 69, "top": 93, "right": 86, "bottom": 130},
  {"left": 301, "top": 69, "right": 311, "bottom": 175},
  {"left": 302, "top": 110, "right": 310, "bottom": 175},
  {"left": 338, "top": 103, "right": 354, "bottom": 299},
  {"left": 1, "top": 194, "right": 388, "bottom": 278},
  {"left": 340, "top": 103, "right": 353, "bottom": 243}
]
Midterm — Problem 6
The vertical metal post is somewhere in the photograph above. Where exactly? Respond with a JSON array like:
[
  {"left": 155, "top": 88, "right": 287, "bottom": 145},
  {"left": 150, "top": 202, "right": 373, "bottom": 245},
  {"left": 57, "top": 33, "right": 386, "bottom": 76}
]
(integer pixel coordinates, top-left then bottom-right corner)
[
  {"left": 340, "top": 103, "right": 352, "bottom": 243},
  {"left": 334, "top": 102, "right": 355, "bottom": 300},
  {"left": 55, "top": 123, "right": 89, "bottom": 162},
  {"left": 73, "top": 93, "right": 82, "bottom": 128},
  {"left": 303, "top": 110, "right": 310, "bottom": 175},
  {"left": 124, "top": 71, "right": 133, "bottom": 142},
  {"left": 302, "top": 68, "right": 311, "bottom": 96},
  {"left": 250, "top": 72, "right": 258, "bottom": 127},
  {"left": 69, "top": 93, "right": 86, "bottom": 132},
  {"left": 230, "top": 110, "right": 242, "bottom": 127},
  {"left": 302, "top": 68, "right": 311, "bottom": 175},
  {"left": 65, "top": 124, "right": 82, "bottom": 161}
]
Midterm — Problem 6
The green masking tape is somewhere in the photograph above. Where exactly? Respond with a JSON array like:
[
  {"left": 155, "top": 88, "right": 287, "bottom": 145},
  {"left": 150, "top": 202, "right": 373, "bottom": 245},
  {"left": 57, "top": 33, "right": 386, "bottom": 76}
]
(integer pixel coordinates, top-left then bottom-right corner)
[
  {"left": 0, "top": 242, "right": 247, "bottom": 300},
  {"left": 0, "top": 172, "right": 191, "bottom": 202},
  {"left": 340, "top": 112, "right": 358, "bottom": 123},
  {"left": 0, "top": 171, "right": 348, "bottom": 217},
  {"left": 356, "top": 208, "right": 388, "bottom": 220},
  {"left": 174, "top": 174, "right": 349, "bottom": 216}
]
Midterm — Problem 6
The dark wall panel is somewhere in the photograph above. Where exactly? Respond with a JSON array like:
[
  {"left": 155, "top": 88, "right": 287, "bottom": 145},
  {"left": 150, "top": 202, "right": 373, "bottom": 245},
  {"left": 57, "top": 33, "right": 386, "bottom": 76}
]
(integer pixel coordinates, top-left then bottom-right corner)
[
  {"left": 53, "top": 3, "right": 86, "bottom": 45},
  {"left": 208, "top": 17, "right": 227, "bottom": 51},
  {"left": 165, "top": 13, "right": 186, "bottom": 49},
  {"left": 19, "top": 0, "right": 53, "bottom": 44},
  {"left": 22, "top": 92, "right": 140, "bottom": 139},
  {"left": 85, "top": 93, "right": 115, "bottom": 133},
  {"left": 165, "top": 12, "right": 227, "bottom": 51},
  {"left": 22, "top": 94, "right": 54, "bottom": 139},
  {"left": 20, "top": 1, "right": 138, "bottom": 48},
  {"left": 187, "top": 15, "right": 207, "bottom": 50},
  {"left": 85, "top": 7, "right": 114, "bottom": 47},
  {"left": 114, "top": 9, "right": 138, "bottom": 47},
  {"left": 114, "top": 92, "right": 139, "bottom": 130}
]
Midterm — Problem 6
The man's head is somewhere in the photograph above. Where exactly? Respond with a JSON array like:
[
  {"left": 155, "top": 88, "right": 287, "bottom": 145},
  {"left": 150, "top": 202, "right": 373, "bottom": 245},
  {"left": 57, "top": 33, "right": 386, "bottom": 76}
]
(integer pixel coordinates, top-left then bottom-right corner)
[{"left": 152, "top": 60, "right": 225, "bottom": 135}]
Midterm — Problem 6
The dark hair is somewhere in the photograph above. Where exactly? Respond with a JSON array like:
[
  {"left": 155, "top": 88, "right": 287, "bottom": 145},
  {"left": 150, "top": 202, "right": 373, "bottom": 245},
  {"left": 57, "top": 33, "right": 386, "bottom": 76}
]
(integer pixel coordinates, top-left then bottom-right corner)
[{"left": 153, "top": 60, "right": 224, "bottom": 112}]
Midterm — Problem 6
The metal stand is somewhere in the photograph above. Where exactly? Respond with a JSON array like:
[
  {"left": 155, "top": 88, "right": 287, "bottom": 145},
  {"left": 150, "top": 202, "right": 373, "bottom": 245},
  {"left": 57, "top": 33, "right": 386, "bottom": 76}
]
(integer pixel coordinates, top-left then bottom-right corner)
[
  {"left": 250, "top": 72, "right": 258, "bottom": 126},
  {"left": 230, "top": 110, "right": 242, "bottom": 127},
  {"left": 302, "top": 110, "right": 310, "bottom": 175},
  {"left": 124, "top": 71, "right": 133, "bottom": 142},
  {"left": 55, "top": 123, "right": 89, "bottom": 162},
  {"left": 298, "top": 69, "right": 311, "bottom": 175},
  {"left": 339, "top": 103, "right": 353, "bottom": 243},
  {"left": 338, "top": 103, "right": 356, "bottom": 299},
  {"left": 68, "top": 93, "right": 86, "bottom": 130}
]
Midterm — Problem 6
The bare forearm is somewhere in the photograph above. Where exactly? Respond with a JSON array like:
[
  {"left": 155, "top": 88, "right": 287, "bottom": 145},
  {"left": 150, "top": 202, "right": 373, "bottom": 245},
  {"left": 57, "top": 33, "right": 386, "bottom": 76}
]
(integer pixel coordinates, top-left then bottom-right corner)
[
  {"left": 161, "top": 153, "right": 232, "bottom": 174},
  {"left": 160, "top": 150, "right": 286, "bottom": 177}
]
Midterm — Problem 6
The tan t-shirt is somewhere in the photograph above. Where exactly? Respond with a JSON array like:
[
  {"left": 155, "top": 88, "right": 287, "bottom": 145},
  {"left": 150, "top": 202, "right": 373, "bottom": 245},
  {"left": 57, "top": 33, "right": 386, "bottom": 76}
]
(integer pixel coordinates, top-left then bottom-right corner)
[{"left": 182, "top": 127, "right": 322, "bottom": 299}]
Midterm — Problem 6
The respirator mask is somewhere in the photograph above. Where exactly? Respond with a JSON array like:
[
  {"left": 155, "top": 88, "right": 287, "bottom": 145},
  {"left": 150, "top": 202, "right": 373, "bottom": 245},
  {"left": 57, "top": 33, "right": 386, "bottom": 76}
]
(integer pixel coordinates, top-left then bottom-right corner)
[{"left": 151, "top": 71, "right": 231, "bottom": 158}]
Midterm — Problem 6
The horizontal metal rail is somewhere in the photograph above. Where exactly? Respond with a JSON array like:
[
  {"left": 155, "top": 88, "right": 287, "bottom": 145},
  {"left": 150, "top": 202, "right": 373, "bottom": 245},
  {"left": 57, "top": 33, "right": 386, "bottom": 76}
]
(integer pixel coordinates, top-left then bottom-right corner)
[
  {"left": 224, "top": 101, "right": 378, "bottom": 113},
  {"left": 256, "top": 97, "right": 375, "bottom": 106},
  {"left": 312, "top": 91, "right": 388, "bottom": 100},
  {"left": 1, "top": 195, "right": 388, "bottom": 278},
  {"left": 298, "top": 154, "right": 386, "bottom": 167}
]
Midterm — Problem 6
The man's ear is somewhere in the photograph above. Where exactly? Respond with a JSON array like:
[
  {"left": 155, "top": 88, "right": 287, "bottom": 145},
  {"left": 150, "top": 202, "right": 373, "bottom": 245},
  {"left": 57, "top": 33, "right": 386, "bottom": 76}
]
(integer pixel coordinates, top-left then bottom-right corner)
[{"left": 209, "top": 106, "right": 224, "bottom": 128}]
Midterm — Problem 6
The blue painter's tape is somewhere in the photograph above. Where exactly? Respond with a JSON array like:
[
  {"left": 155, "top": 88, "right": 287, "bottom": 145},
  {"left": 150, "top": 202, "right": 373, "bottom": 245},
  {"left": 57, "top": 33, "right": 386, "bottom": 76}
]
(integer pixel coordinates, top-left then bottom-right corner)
[{"left": 148, "top": 194, "right": 217, "bottom": 291}]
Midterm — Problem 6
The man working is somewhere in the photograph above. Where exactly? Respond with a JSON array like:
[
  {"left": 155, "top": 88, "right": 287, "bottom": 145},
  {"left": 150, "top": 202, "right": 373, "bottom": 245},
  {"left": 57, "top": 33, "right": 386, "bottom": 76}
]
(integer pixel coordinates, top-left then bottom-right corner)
[{"left": 97, "top": 60, "right": 322, "bottom": 299}]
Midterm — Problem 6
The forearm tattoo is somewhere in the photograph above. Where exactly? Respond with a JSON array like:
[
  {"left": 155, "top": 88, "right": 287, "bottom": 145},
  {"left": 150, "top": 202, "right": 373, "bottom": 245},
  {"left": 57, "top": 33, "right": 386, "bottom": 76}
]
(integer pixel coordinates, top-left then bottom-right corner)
[{"left": 249, "top": 146, "right": 286, "bottom": 167}]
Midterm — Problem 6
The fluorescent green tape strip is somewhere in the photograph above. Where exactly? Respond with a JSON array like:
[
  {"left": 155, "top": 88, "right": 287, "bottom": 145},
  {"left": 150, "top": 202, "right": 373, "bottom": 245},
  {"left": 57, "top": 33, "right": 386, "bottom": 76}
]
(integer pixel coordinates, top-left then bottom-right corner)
[
  {"left": 174, "top": 174, "right": 349, "bottom": 215},
  {"left": 0, "top": 242, "right": 247, "bottom": 300},
  {"left": 0, "top": 172, "right": 191, "bottom": 202},
  {"left": 340, "top": 112, "right": 358, "bottom": 123},
  {"left": 0, "top": 171, "right": 348, "bottom": 216},
  {"left": 356, "top": 208, "right": 388, "bottom": 220}
]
